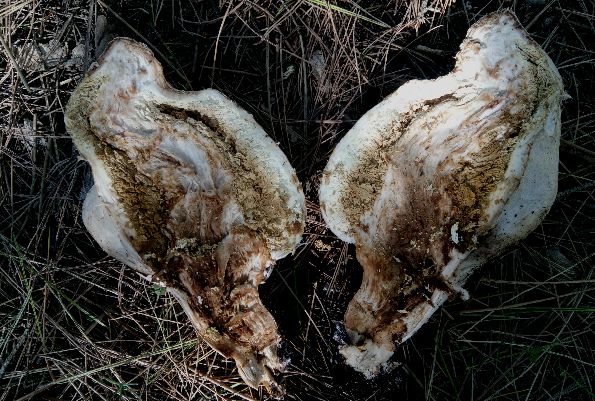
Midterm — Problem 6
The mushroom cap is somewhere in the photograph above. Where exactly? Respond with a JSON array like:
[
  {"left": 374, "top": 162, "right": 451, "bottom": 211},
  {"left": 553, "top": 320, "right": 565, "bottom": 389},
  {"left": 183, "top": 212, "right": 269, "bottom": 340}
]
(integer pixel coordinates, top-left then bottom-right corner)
[
  {"left": 319, "top": 11, "right": 565, "bottom": 377},
  {"left": 67, "top": 38, "right": 305, "bottom": 261},
  {"left": 66, "top": 38, "right": 305, "bottom": 394}
]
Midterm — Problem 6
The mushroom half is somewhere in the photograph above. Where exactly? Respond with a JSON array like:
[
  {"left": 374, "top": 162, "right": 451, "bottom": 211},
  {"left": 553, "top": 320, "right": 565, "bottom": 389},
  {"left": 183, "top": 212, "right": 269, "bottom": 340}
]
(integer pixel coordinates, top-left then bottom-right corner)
[
  {"left": 319, "top": 11, "right": 565, "bottom": 378},
  {"left": 65, "top": 38, "right": 305, "bottom": 395}
]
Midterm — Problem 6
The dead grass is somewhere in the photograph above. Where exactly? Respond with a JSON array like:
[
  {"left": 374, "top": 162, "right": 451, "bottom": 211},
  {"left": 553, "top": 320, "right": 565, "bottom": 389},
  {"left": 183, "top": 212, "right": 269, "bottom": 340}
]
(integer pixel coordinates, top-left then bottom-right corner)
[{"left": 0, "top": 0, "right": 593, "bottom": 400}]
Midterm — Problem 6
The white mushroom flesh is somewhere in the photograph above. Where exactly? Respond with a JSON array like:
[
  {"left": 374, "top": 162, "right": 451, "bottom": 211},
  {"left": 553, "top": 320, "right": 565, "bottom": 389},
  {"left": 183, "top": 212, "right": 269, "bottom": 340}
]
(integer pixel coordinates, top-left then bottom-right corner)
[
  {"left": 65, "top": 38, "right": 305, "bottom": 395},
  {"left": 319, "top": 11, "right": 565, "bottom": 378}
]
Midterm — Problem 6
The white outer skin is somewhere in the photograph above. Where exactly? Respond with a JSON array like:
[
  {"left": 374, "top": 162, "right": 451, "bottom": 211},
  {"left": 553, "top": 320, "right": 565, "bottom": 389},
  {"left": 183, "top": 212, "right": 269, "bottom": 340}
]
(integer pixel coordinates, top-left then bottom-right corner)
[
  {"left": 319, "top": 11, "right": 565, "bottom": 377},
  {"left": 82, "top": 186, "right": 151, "bottom": 276}
]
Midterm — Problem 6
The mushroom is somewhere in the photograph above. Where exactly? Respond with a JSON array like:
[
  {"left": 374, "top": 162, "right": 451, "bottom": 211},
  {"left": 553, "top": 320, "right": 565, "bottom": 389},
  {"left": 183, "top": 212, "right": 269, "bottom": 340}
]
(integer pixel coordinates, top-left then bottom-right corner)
[
  {"left": 319, "top": 11, "right": 565, "bottom": 378},
  {"left": 65, "top": 38, "right": 305, "bottom": 395}
]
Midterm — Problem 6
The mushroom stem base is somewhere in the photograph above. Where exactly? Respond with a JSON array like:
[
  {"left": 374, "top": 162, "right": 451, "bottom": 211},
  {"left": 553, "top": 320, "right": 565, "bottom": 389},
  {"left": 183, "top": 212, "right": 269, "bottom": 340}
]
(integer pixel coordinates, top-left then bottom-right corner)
[{"left": 339, "top": 340, "right": 395, "bottom": 379}]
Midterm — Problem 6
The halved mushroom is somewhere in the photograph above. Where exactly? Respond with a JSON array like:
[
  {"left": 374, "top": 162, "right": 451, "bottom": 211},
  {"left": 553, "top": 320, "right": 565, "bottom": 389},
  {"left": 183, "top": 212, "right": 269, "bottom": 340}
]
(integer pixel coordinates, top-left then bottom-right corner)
[
  {"left": 65, "top": 38, "right": 305, "bottom": 395},
  {"left": 319, "top": 11, "right": 565, "bottom": 378}
]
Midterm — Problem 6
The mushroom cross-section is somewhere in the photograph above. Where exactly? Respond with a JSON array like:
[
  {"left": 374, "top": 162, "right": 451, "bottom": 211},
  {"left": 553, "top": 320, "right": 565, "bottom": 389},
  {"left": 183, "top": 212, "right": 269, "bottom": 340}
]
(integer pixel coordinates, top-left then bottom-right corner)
[
  {"left": 65, "top": 38, "right": 305, "bottom": 395},
  {"left": 319, "top": 11, "right": 565, "bottom": 378}
]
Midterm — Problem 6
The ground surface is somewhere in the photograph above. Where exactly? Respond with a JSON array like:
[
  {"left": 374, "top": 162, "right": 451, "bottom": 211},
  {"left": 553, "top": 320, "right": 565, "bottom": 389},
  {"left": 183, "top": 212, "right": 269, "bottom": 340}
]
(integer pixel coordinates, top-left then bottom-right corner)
[{"left": 0, "top": 0, "right": 594, "bottom": 400}]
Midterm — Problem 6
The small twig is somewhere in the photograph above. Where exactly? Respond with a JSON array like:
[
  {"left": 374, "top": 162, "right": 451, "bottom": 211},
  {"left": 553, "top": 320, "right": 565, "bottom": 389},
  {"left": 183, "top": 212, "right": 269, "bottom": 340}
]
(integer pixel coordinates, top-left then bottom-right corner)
[
  {"left": 560, "top": 138, "right": 595, "bottom": 161},
  {"left": 482, "top": 278, "right": 595, "bottom": 286},
  {"left": 0, "top": 34, "right": 31, "bottom": 91},
  {"left": 211, "top": 0, "right": 234, "bottom": 87},
  {"left": 96, "top": 0, "right": 191, "bottom": 87},
  {"left": 186, "top": 366, "right": 259, "bottom": 401},
  {"left": 461, "top": 288, "right": 595, "bottom": 314},
  {"left": 0, "top": 0, "right": 34, "bottom": 19},
  {"left": 301, "top": 281, "right": 318, "bottom": 361},
  {"left": 84, "top": 0, "right": 95, "bottom": 70},
  {"left": 274, "top": 269, "right": 331, "bottom": 350},
  {"left": 414, "top": 44, "right": 450, "bottom": 56},
  {"left": 525, "top": 0, "right": 556, "bottom": 31}
]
